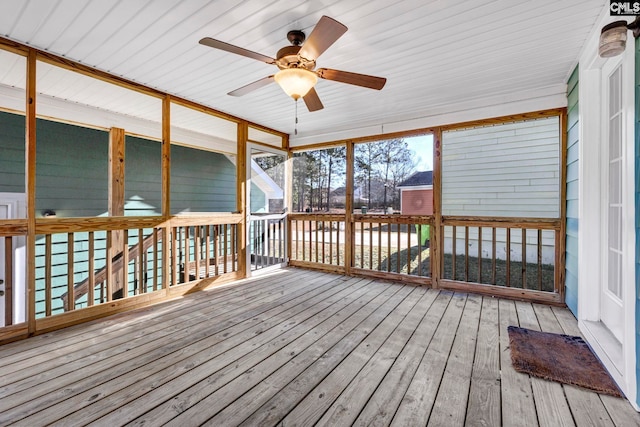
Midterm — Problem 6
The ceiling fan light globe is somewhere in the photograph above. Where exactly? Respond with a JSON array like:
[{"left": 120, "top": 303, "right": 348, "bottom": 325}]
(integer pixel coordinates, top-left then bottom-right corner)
[
  {"left": 274, "top": 68, "right": 317, "bottom": 100},
  {"left": 599, "top": 21, "right": 628, "bottom": 58}
]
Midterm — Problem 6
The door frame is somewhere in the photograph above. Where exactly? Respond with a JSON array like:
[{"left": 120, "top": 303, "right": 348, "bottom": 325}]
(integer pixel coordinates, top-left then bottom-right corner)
[
  {"left": 246, "top": 143, "right": 288, "bottom": 277},
  {"left": 578, "top": 12, "right": 637, "bottom": 406}
]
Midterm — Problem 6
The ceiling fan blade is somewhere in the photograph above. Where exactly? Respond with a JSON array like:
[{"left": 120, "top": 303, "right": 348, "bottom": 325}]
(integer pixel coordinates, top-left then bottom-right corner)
[
  {"left": 298, "top": 16, "right": 348, "bottom": 61},
  {"left": 317, "top": 68, "right": 387, "bottom": 90},
  {"left": 228, "top": 75, "right": 275, "bottom": 96},
  {"left": 199, "top": 37, "right": 275, "bottom": 64},
  {"left": 303, "top": 87, "right": 324, "bottom": 112}
]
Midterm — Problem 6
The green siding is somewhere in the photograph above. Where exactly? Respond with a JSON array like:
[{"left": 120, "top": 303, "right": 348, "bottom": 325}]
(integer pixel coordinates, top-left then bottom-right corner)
[
  {"left": 0, "top": 111, "right": 26, "bottom": 193},
  {"left": 35, "top": 119, "right": 109, "bottom": 217},
  {"left": 565, "top": 65, "right": 579, "bottom": 315},
  {"left": 170, "top": 145, "right": 237, "bottom": 214},
  {"left": 125, "top": 136, "right": 162, "bottom": 216}
]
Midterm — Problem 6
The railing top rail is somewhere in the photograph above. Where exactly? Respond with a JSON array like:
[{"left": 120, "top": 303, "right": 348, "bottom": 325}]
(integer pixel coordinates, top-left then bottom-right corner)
[
  {"left": 442, "top": 215, "right": 561, "bottom": 229},
  {"left": 353, "top": 214, "right": 434, "bottom": 224},
  {"left": 288, "top": 213, "right": 346, "bottom": 221},
  {"left": 34, "top": 213, "right": 242, "bottom": 234},
  {"left": 0, "top": 220, "right": 28, "bottom": 236}
]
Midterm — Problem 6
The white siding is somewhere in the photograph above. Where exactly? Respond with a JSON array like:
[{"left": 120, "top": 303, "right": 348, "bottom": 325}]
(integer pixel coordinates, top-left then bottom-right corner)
[{"left": 442, "top": 117, "right": 560, "bottom": 218}]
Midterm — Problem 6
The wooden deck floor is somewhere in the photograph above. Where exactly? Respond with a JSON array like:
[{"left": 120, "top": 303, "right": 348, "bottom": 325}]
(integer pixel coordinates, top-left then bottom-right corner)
[{"left": 1, "top": 268, "right": 638, "bottom": 426}]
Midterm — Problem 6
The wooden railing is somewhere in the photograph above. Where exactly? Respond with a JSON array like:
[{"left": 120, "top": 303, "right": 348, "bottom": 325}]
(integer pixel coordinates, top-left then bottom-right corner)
[
  {"left": 288, "top": 213, "right": 563, "bottom": 304},
  {"left": 289, "top": 214, "right": 347, "bottom": 272},
  {"left": 350, "top": 215, "right": 433, "bottom": 284},
  {"left": 249, "top": 214, "right": 286, "bottom": 271},
  {"left": 26, "top": 214, "right": 240, "bottom": 332},
  {"left": 440, "top": 216, "right": 562, "bottom": 303}
]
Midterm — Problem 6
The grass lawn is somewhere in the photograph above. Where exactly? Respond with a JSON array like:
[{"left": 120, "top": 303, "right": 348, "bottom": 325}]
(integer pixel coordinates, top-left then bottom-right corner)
[{"left": 292, "top": 242, "right": 556, "bottom": 292}]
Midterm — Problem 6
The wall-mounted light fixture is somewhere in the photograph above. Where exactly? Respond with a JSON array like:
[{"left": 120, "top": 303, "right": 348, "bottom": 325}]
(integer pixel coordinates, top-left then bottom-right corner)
[
  {"left": 42, "top": 209, "right": 56, "bottom": 218},
  {"left": 599, "top": 17, "right": 640, "bottom": 58}
]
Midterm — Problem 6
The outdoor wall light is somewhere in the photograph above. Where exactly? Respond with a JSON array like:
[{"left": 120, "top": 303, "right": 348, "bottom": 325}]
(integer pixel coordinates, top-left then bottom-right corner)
[
  {"left": 42, "top": 209, "right": 56, "bottom": 217},
  {"left": 599, "top": 17, "right": 640, "bottom": 58}
]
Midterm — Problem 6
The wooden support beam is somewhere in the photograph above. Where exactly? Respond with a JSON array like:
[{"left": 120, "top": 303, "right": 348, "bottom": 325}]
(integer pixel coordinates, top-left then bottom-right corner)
[
  {"left": 108, "top": 127, "right": 126, "bottom": 295},
  {"left": 344, "top": 141, "right": 354, "bottom": 274},
  {"left": 161, "top": 95, "right": 171, "bottom": 292},
  {"left": 25, "top": 49, "right": 36, "bottom": 334},
  {"left": 237, "top": 121, "right": 248, "bottom": 278},
  {"left": 431, "top": 128, "right": 443, "bottom": 288}
]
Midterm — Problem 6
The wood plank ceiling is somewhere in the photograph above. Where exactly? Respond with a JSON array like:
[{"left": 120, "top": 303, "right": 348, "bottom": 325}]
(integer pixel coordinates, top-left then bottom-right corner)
[{"left": 0, "top": 0, "right": 606, "bottom": 147}]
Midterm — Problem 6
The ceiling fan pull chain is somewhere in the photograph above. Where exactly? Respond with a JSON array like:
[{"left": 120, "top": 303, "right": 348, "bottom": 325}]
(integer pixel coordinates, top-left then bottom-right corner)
[{"left": 295, "top": 99, "right": 299, "bottom": 135}]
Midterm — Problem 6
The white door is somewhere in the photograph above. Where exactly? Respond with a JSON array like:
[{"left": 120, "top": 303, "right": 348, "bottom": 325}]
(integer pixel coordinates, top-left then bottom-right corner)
[
  {"left": 599, "top": 58, "right": 627, "bottom": 342},
  {"left": 0, "top": 193, "right": 27, "bottom": 327}
]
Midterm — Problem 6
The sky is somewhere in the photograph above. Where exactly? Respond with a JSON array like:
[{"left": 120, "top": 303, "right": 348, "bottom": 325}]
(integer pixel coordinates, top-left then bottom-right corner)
[{"left": 405, "top": 134, "right": 434, "bottom": 172}]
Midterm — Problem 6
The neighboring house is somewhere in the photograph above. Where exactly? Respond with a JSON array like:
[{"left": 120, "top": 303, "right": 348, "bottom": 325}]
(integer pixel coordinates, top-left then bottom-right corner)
[{"left": 397, "top": 171, "right": 433, "bottom": 215}]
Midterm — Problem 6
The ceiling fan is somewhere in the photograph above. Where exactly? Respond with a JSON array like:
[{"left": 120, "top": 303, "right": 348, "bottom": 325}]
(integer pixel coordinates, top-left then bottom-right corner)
[{"left": 199, "top": 15, "right": 387, "bottom": 112}]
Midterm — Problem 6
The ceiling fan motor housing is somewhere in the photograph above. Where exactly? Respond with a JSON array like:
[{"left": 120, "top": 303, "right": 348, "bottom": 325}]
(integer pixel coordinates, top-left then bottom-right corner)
[
  {"left": 276, "top": 45, "right": 316, "bottom": 70},
  {"left": 276, "top": 31, "right": 316, "bottom": 71}
]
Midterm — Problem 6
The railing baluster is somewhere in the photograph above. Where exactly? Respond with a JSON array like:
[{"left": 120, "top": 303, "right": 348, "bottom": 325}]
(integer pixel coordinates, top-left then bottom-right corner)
[
  {"left": 171, "top": 227, "right": 178, "bottom": 286},
  {"left": 478, "top": 227, "right": 483, "bottom": 284},
  {"left": 45, "top": 234, "right": 52, "bottom": 315},
  {"left": 492, "top": 228, "right": 497, "bottom": 285},
  {"left": 377, "top": 223, "right": 382, "bottom": 271},
  {"left": 214, "top": 225, "right": 219, "bottom": 276},
  {"left": 452, "top": 225, "right": 457, "bottom": 280},
  {"left": 506, "top": 228, "right": 511, "bottom": 287},
  {"left": 537, "top": 229, "right": 542, "bottom": 291},
  {"left": 223, "top": 224, "right": 228, "bottom": 274},
  {"left": 360, "top": 221, "right": 365, "bottom": 268},
  {"left": 204, "top": 225, "right": 210, "bottom": 278},
  {"left": 138, "top": 229, "right": 145, "bottom": 293},
  {"left": 417, "top": 224, "right": 422, "bottom": 277},
  {"left": 387, "top": 223, "right": 391, "bottom": 272},
  {"left": 88, "top": 231, "right": 95, "bottom": 307},
  {"left": 194, "top": 226, "right": 201, "bottom": 280},
  {"left": 522, "top": 228, "right": 527, "bottom": 289},
  {"left": 464, "top": 226, "right": 469, "bottom": 282},
  {"left": 396, "top": 223, "right": 401, "bottom": 274},
  {"left": 122, "top": 229, "right": 129, "bottom": 298},
  {"left": 67, "top": 233, "right": 74, "bottom": 310},
  {"left": 315, "top": 220, "right": 319, "bottom": 264},
  {"left": 369, "top": 222, "right": 373, "bottom": 270},
  {"left": 301, "top": 220, "right": 306, "bottom": 261}
]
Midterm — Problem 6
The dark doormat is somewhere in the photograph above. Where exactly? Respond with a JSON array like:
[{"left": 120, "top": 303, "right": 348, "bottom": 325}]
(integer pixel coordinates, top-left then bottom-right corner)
[{"left": 507, "top": 326, "right": 623, "bottom": 398}]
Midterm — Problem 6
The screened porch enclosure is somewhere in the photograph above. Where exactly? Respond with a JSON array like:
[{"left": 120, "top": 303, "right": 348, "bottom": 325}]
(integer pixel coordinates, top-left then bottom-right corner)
[{"left": 0, "top": 37, "right": 565, "bottom": 346}]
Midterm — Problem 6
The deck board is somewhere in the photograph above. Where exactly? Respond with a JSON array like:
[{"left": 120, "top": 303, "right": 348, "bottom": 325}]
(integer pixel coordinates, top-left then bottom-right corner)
[{"left": 0, "top": 268, "right": 638, "bottom": 426}]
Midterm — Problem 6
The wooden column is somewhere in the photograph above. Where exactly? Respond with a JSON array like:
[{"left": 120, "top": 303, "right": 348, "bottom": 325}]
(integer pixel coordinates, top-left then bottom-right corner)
[
  {"left": 25, "top": 49, "right": 36, "bottom": 334},
  {"left": 161, "top": 95, "right": 171, "bottom": 291},
  {"left": 237, "top": 121, "right": 248, "bottom": 278},
  {"left": 431, "top": 128, "right": 443, "bottom": 288},
  {"left": 557, "top": 108, "right": 568, "bottom": 298},
  {"left": 344, "top": 141, "right": 354, "bottom": 274},
  {"left": 108, "top": 127, "right": 125, "bottom": 296}
]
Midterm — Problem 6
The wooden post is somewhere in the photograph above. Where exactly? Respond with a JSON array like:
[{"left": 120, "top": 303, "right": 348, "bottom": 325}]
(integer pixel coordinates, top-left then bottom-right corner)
[
  {"left": 557, "top": 108, "right": 568, "bottom": 298},
  {"left": 431, "top": 128, "right": 443, "bottom": 288},
  {"left": 344, "top": 141, "right": 354, "bottom": 274},
  {"left": 25, "top": 49, "right": 37, "bottom": 334},
  {"left": 161, "top": 95, "right": 171, "bottom": 292},
  {"left": 109, "top": 127, "right": 125, "bottom": 296},
  {"left": 285, "top": 146, "right": 293, "bottom": 264},
  {"left": 237, "top": 121, "right": 248, "bottom": 278}
]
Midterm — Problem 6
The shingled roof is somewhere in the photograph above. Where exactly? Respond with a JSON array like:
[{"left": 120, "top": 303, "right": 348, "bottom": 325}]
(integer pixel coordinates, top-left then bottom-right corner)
[{"left": 397, "top": 171, "right": 433, "bottom": 187}]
